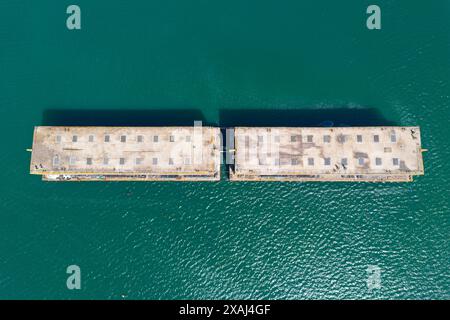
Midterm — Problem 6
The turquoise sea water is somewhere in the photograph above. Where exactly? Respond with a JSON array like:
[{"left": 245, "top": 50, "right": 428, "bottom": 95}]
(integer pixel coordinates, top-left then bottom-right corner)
[{"left": 0, "top": 1, "right": 449, "bottom": 299}]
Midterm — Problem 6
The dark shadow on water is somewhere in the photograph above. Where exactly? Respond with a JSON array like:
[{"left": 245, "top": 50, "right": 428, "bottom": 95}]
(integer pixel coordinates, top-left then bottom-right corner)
[
  {"left": 219, "top": 108, "right": 397, "bottom": 127},
  {"left": 42, "top": 109, "right": 210, "bottom": 126},
  {"left": 42, "top": 108, "right": 397, "bottom": 127}
]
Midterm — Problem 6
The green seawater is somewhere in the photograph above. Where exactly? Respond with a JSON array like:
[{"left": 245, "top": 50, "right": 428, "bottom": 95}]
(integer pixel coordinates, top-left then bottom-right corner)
[{"left": 0, "top": 0, "right": 449, "bottom": 299}]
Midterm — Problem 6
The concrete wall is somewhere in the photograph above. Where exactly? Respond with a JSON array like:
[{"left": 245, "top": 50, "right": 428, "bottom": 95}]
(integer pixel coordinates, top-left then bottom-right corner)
[
  {"left": 30, "top": 126, "right": 221, "bottom": 181},
  {"left": 30, "top": 126, "right": 425, "bottom": 182},
  {"left": 231, "top": 127, "right": 424, "bottom": 182}
]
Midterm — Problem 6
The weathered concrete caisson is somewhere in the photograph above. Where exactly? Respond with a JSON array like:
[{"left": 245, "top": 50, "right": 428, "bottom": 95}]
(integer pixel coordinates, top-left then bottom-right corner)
[
  {"left": 29, "top": 126, "right": 221, "bottom": 181},
  {"left": 230, "top": 127, "right": 425, "bottom": 182},
  {"left": 29, "top": 125, "right": 425, "bottom": 182}
]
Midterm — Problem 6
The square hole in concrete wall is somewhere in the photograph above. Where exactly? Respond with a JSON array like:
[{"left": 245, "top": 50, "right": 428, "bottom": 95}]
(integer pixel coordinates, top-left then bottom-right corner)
[
  {"left": 323, "top": 135, "right": 331, "bottom": 143},
  {"left": 376, "top": 157, "right": 382, "bottom": 166},
  {"left": 103, "top": 157, "right": 109, "bottom": 165},
  {"left": 357, "top": 135, "right": 363, "bottom": 143},
  {"left": 88, "top": 135, "right": 94, "bottom": 142},
  {"left": 337, "top": 134, "right": 347, "bottom": 143},
  {"left": 72, "top": 135, "right": 78, "bottom": 142},
  {"left": 104, "top": 135, "right": 110, "bottom": 142},
  {"left": 393, "top": 158, "right": 399, "bottom": 166},
  {"left": 308, "top": 157, "right": 314, "bottom": 166},
  {"left": 153, "top": 135, "right": 159, "bottom": 142},
  {"left": 170, "top": 136, "right": 175, "bottom": 142},
  {"left": 390, "top": 131, "right": 397, "bottom": 143},
  {"left": 152, "top": 158, "right": 158, "bottom": 165},
  {"left": 137, "top": 135, "right": 143, "bottom": 143},
  {"left": 120, "top": 135, "right": 126, "bottom": 143},
  {"left": 169, "top": 158, "right": 174, "bottom": 165},
  {"left": 358, "top": 157, "right": 364, "bottom": 165},
  {"left": 291, "top": 158, "right": 299, "bottom": 165},
  {"left": 135, "top": 158, "right": 143, "bottom": 165},
  {"left": 307, "top": 135, "right": 313, "bottom": 143},
  {"left": 291, "top": 135, "right": 297, "bottom": 142},
  {"left": 119, "top": 158, "right": 125, "bottom": 165},
  {"left": 373, "top": 135, "right": 380, "bottom": 143},
  {"left": 324, "top": 157, "right": 331, "bottom": 165},
  {"left": 341, "top": 158, "right": 348, "bottom": 166},
  {"left": 86, "top": 157, "right": 92, "bottom": 165},
  {"left": 52, "top": 155, "right": 59, "bottom": 166}
]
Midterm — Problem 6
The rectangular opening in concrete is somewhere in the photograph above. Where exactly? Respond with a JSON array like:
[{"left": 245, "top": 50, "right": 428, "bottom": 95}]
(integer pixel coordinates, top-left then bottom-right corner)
[{"left": 357, "top": 135, "right": 363, "bottom": 143}]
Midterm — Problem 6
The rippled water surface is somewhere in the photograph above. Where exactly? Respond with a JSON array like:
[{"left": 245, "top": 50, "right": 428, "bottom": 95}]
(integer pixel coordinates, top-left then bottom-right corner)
[{"left": 0, "top": 1, "right": 449, "bottom": 299}]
